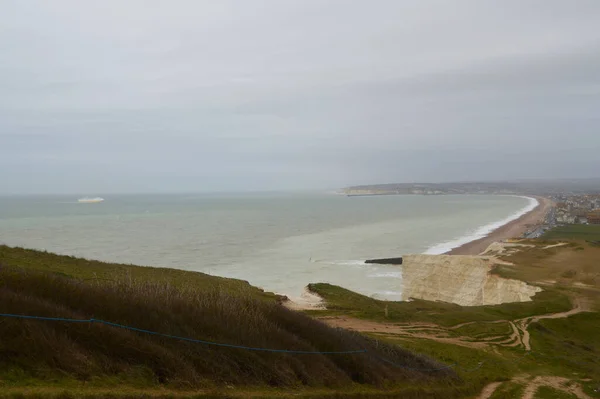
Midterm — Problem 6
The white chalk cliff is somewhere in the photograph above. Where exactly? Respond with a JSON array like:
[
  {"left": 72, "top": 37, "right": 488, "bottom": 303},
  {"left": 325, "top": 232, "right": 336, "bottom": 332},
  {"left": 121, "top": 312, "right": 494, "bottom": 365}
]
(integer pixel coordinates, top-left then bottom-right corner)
[{"left": 399, "top": 255, "right": 541, "bottom": 306}]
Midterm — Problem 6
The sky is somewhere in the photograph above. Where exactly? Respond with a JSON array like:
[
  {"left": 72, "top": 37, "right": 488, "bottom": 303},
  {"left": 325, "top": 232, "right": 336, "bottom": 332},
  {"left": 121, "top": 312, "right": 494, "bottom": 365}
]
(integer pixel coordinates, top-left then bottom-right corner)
[{"left": 1, "top": 0, "right": 600, "bottom": 194}]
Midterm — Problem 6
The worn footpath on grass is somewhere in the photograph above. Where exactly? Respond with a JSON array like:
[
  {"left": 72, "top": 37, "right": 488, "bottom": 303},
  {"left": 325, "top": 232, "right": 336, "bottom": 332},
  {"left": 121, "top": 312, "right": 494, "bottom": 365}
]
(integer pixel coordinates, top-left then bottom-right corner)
[{"left": 311, "top": 231, "right": 600, "bottom": 399}]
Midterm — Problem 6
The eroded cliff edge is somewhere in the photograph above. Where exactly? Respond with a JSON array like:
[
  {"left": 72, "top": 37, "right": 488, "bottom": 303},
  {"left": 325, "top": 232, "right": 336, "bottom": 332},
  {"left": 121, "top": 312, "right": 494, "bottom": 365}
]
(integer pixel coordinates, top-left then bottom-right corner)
[{"left": 400, "top": 254, "right": 541, "bottom": 306}]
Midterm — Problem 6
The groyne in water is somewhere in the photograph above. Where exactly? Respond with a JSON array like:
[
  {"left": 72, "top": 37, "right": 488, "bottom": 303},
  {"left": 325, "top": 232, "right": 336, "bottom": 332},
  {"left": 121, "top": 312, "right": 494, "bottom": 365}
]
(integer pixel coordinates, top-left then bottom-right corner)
[{"left": 365, "top": 257, "right": 403, "bottom": 265}]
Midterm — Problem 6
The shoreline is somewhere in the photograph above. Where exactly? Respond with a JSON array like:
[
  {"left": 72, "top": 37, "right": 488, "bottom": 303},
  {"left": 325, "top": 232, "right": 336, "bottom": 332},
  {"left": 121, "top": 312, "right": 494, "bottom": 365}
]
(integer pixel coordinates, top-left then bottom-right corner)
[
  {"left": 445, "top": 196, "right": 553, "bottom": 256},
  {"left": 287, "top": 195, "right": 554, "bottom": 309}
]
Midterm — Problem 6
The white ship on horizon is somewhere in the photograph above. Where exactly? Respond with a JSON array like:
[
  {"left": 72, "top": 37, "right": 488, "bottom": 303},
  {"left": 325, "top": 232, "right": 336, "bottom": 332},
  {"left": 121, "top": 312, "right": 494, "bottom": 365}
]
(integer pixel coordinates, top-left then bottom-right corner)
[{"left": 77, "top": 197, "right": 104, "bottom": 203}]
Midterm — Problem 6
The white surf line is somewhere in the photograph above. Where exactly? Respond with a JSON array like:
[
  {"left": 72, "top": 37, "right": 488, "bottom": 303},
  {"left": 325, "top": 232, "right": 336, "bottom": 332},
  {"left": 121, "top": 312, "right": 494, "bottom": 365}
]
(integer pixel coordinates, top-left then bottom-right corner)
[{"left": 424, "top": 196, "right": 539, "bottom": 255}]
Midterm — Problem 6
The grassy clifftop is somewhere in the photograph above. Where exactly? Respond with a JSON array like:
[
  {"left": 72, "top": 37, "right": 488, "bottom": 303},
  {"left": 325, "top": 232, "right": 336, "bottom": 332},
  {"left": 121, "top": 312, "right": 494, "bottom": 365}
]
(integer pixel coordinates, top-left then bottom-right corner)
[
  {"left": 308, "top": 232, "right": 600, "bottom": 398},
  {"left": 0, "top": 246, "right": 272, "bottom": 298},
  {"left": 541, "top": 224, "right": 600, "bottom": 242},
  {"left": 0, "top": 245, "right": 460, "bottom": 398}
]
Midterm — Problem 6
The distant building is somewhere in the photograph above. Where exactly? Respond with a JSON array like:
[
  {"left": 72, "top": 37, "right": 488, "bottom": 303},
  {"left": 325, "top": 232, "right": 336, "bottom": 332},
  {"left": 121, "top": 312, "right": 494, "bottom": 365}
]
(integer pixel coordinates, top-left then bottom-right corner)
[
  {"left": 588, "top": 211, "right": 600, "bottom": 225},
  {"left": 556, "top": 209, "right": 576, "bottom": 224}
]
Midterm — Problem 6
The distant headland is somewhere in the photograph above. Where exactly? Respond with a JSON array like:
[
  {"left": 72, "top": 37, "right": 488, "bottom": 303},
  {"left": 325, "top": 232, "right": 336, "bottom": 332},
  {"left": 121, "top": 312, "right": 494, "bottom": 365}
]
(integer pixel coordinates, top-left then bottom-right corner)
[{"left": 340, "top": 179, "right": 600, "bottom": 197}]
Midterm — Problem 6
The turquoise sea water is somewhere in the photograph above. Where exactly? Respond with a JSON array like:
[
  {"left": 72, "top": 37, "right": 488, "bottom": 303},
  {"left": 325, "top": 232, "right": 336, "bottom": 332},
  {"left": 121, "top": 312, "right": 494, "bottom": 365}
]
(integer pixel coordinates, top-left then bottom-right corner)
[{"left": 0, "top": 193, "right": 535, "bottom": 302}]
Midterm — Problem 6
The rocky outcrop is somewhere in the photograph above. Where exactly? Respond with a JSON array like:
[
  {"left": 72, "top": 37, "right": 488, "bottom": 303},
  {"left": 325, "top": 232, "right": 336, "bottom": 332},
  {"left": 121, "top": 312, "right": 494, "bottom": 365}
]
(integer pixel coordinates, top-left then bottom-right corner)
[{"left": 400, "top": 255, "right": 541, "bottom": 306}]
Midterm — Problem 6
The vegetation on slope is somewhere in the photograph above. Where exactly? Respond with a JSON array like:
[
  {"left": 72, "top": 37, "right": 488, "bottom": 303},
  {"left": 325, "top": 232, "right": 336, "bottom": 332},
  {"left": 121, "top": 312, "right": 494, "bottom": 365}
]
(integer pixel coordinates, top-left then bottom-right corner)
[
  {"left": 529, "top": 312, "right": 600, "bottom": 379},
  {"left": 541, "top": 224, "right": 600, "bottom": 242},
  {"left": 308, "top": 231, "right": 600, "bottom": 398},
  {"left": 2, "top": 223, "right": 598, "bottom": 398},
  {"left": 307, "top": 283, "right": 571, "bottom": 326},
  {"left": 534, "top": 386, "right": 579, "bottom": 399},
  {"left": 0, "top": 245, "right": 459, "bottom": 398},
  {"left": 489, "top": 382, "right": 526, "bottom": 399},
  {"left": 494, "top": 240, "right": 600, "bottom": 293},
  {"left": 0, "top": 246, "right": 273, "bottom": 298}
]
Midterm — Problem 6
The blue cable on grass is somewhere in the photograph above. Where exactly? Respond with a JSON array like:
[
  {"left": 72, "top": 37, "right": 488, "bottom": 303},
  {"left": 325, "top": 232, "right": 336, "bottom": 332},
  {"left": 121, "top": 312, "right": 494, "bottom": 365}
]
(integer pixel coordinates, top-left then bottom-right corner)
[
  {"left": 0, "top": 313, "right": 462, "bottom": 371},
  {"left": 0, "top": 313, "right": 89, "bottom": 323},
  {"left": 0, "top": 313, "right": 365, "bottom": 355}
]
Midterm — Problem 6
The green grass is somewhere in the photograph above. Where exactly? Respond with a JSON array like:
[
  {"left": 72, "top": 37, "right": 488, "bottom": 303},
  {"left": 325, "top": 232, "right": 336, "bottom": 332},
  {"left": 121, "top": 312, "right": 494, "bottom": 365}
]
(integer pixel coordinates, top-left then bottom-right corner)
[
  {"left": 582, "top": 380, "right": 600, "bottom": 398},
  {"left": 534, "top": 385, "right": 578, "bottom": 399},
  {"left": 0, "top": 245, "right": 464, "bottom": 397},
  {"left": 0, "top": 385, "right": 486, "bottom": 399},
  {"left": 2, "top": 236, "right": 599, "bottom": 398},
  {"left": 542, "top": 224, "right": 600, "bottom": 242},
  {"left": 376, "top": 328, "right": 599, "bottom": 399},
  {"left": 528, "top": 312, "right": 600, "bottom": 379},
  {"left": 307, "top": 283, "right": 572, "bottom": 326},
  {"left": 489, "top": 382, "right": 525, "bottom": 399},
  {"left": 492, "top": 240, "right": 600, "bottom": 309},
  {"left": 0, "top": 245, "right": 274, "bottom": 299},
  {"left": 451, "top": 322, "right": 512, "bottom": 340},
  {"left": 306, "top": 245, "right": 599, "bottom": 395},
  {"left": 371, "top": 336, "right": 512, "bottom": 387}
]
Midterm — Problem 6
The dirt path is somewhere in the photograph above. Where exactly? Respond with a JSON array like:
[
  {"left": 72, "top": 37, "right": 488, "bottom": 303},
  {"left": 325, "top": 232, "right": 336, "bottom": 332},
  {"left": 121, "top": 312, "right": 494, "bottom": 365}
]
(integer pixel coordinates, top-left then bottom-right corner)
[
  {"left": 319, "top": 311, "right": 594, "bottom": 399},
  {"left": 542, "top": 242, "right": 568, "bottom": 249},
  {"left": 476, "top": 376, "right": 592, "bottom": 399},
  {"left": 320, "top": 296, "right": 590, "bottom": 353},
  {"left": 517, "top": 299, "right": 589, "bottom": 351},
  {"left": 450, "top": 320, "right": 508, "bottom": 330},
  {"left": 319, "top": 316, "right": 490, "bottom": 349},
  {"left": 476, "top": 382, "right": 502, "bottom": 399},
  {"left": 521, "top": 376, "right": 592, "bottom": 399},
  {"left": 504, "top": 322, "right": 523, "bottom": 347}
]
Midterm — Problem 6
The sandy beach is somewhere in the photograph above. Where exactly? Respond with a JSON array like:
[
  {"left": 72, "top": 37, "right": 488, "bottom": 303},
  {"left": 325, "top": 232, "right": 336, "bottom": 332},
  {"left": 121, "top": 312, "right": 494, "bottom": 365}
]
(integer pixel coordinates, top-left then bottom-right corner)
[{"left": 446, "top": 196, "right": 553, "bottom": 256}]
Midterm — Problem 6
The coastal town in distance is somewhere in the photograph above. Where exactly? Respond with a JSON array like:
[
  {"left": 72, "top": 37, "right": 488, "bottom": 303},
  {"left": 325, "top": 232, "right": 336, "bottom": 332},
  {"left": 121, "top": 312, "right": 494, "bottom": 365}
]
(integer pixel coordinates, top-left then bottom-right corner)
[{"left": 342, "top": 179, "right": 600, "bottom": 239}]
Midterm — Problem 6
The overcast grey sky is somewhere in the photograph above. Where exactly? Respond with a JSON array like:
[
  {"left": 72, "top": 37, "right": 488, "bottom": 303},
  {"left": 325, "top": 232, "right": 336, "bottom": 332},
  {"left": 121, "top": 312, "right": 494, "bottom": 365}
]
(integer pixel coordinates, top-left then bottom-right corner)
[{"left": 1, "top": 0, "right": 600, "bottom": 194}]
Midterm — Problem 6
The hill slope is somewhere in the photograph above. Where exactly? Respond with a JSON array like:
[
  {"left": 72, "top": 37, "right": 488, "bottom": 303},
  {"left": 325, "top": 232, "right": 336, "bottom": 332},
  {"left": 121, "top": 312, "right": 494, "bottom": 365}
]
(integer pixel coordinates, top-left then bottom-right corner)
[{"left": 0, "top": 245, "right": 459, "bottom": 398}]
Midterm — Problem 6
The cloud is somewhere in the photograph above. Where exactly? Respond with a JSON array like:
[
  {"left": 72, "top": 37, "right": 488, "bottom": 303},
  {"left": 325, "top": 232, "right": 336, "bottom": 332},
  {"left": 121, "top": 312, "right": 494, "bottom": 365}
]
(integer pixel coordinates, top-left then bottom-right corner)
[{"left": 1, "top": 0, "right": 600, "bottom": 193}]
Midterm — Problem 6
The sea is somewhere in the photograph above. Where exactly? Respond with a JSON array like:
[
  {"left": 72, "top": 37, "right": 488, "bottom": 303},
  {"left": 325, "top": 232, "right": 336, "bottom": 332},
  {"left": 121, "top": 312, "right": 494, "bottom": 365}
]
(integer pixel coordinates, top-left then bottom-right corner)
[{"left": 0, "top": 193, "right": 537, "bottom": 302}]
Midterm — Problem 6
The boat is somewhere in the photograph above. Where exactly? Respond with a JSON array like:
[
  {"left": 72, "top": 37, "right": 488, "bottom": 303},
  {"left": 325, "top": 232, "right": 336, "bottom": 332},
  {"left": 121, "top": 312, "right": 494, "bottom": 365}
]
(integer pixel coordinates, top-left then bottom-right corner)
[{"left": 77, "top": 197, "right": 104, "bottom": 203}]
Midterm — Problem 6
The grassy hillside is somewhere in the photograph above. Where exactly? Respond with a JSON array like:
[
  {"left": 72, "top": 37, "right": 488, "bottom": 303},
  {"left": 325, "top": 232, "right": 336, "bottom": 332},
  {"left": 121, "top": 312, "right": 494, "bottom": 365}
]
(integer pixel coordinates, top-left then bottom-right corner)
[
  {"left": 2, "top": 227, "right": 598, "bottom": 398},
  {"left": 0, "top": 245, "right": 462, "bottom": 398},
  {"left": 307, "top": 284, "right": 571, "bottom": 326},
  {"left": 493, "top": 241, "right": 599, "bottom": 304},
  {"left": 0, "top": 246, "right": 273, "bottom": 298},
  {"left": 541, "top": 224, "right": 600, "bottom": 242},
  {"left": 308, "top": 236, "right": 600, "bottom": 398},
  {"left": 529, "top": 312, "right": 600, "bottom": 379},
  {"left": 310, "top": 236, "right": 600, "bottom": 398}
]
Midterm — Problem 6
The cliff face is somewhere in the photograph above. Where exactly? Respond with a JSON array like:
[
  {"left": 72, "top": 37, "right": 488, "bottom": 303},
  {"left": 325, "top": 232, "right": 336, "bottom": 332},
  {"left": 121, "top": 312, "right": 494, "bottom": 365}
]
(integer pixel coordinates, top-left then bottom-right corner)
[{"left": 400, "top": 255, "right": 541, "bottom": 306}]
